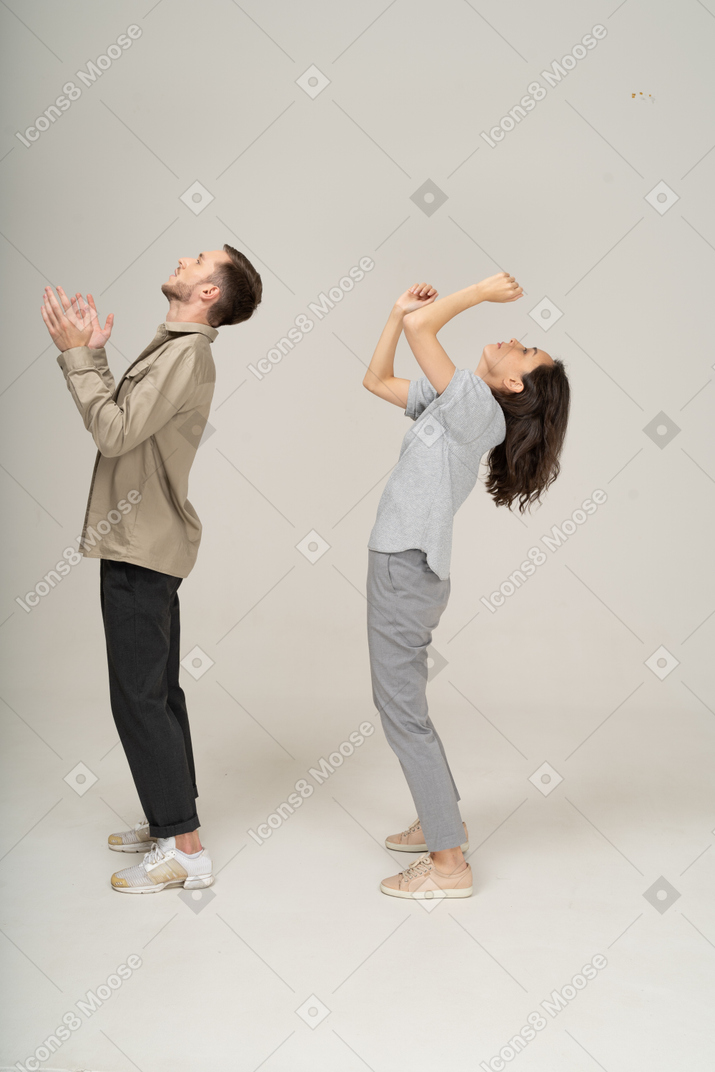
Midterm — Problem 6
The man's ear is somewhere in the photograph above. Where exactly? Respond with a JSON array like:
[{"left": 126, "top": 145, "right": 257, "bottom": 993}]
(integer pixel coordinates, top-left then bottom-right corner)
[{"left": 200, "top": 283, "right": 220, "bottom": 302}]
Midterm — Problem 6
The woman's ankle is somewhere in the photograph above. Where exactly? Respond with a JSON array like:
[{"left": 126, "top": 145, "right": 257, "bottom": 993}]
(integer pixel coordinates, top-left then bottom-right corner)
[{"left": 430, "top": 848, "right": 466, "bottom": 871}]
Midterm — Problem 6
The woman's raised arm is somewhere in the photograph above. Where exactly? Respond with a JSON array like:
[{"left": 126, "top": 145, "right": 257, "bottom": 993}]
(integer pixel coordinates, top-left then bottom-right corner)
[
  {"left": 403, "top": 273, "right": 522, "bottom": 393},
  {"left": 363, "top": 283, "right": 438, "bottom": 408}
]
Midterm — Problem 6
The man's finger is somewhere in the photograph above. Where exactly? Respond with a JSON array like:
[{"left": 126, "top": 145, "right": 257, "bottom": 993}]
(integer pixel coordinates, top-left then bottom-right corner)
[
  {"left": 48, "top": 287, "right": 68, "bottom": 320},
  {"left": 62, "top": 293, "right": 84, "bottom": 329},
  {"left": 87, "top": 293, "right": 104, "bottom": 320},
  {"left": 43, "top": 292, "right": 61, "bottom": 330},
  {"left": 56, "top": 285, "right": 73, "bottom": 314},
  {"left": 41, "top": 303, "right": 61, "bottom": 340},
  {"left": 81, "top": 295, "right": 98, "bottom": 327},
  {"left": 45, "top": 287, "right": 67, "bottom": 321},
  {"left": 40, "top": 304, "right": 58, "bottom": 339},
  {"left": 47, "top": 292, "right": 66, "bottom": 330}
]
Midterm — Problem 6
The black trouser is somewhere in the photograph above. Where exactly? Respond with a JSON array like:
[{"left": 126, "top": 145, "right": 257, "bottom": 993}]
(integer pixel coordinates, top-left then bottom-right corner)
[{"left": 99, "top": 559, "right": 200, "bottom": 838}]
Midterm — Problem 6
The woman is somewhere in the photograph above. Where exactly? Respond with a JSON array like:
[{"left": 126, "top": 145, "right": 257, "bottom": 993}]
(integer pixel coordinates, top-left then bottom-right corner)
[{"left": 362, "top": 272, "right": 570, "bottom": 899}]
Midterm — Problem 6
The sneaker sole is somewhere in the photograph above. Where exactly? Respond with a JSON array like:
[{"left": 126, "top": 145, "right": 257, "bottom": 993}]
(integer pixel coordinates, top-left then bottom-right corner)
[
  {"left": 379, "top": 882, "right": 472, "bottom": 899},
  {"left": 385, "top": 839, "right": 469, "bottom": 853},
  {"left": 108, "top": 840, "right": 157, "bottom": 853},
  {"left": 111, "top": 874, "right": 215, "bottom": 894}
]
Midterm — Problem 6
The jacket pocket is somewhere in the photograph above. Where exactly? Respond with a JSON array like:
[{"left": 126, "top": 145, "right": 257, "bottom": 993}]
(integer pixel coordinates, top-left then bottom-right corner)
[{"left": 123, "top": 358, "right": 153, "bottom": 383}]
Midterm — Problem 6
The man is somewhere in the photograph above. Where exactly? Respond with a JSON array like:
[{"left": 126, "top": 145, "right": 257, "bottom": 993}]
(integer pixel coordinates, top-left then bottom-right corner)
[{"left": 41, "top": 245, "right": 262, "bottom": 893}]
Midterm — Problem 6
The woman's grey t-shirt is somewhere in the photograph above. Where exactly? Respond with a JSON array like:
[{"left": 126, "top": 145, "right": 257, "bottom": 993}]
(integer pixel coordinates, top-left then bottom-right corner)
[{"left": 368, "top": 369, "right": 506, "bottom": 580}]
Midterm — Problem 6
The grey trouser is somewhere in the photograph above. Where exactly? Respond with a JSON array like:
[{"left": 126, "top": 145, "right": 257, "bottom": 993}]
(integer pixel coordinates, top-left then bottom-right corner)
[{"left": 366, "top": 548, "right": 465, "bottom": 851}]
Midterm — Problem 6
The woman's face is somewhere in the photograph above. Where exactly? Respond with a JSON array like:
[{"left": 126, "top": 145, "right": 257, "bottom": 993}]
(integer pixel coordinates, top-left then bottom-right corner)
[{"left": 477, "top": 338, "right": 553, "bottom": 393}]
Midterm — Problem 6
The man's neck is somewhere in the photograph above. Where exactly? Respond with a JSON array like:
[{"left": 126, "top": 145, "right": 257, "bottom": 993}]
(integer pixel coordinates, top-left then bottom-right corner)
[{"left": 165, "top": 301, "right": 211, "bottom": 326}]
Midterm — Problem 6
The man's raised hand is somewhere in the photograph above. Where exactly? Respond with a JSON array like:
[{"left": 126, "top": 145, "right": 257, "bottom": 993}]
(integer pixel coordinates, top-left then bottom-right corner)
[
  {"left": 41, "top": 286, "right": 93, "bottom": 352},
  {"left": 70, "top": 292, "right": 114, "bottom": 349}
]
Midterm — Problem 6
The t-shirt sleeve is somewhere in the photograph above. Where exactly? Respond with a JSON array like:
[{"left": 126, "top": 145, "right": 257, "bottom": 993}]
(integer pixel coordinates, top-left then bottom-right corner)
[
  {"left": 405, "top": 376, "right": 439, "bottom": 420},
  {"left": 429, "top": 369, "right": 504, "bottom": 445}
]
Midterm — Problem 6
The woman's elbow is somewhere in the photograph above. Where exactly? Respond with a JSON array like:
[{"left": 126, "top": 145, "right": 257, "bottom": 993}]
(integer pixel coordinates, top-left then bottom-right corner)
[{"left": 403, "top": 312, "right": 426, "bottom": 334}]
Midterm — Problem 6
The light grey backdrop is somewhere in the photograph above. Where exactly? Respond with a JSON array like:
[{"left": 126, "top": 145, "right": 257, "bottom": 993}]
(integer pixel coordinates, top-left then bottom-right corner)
[{"left": 1, "top": 2, "right": 714, "bottom": 1071}]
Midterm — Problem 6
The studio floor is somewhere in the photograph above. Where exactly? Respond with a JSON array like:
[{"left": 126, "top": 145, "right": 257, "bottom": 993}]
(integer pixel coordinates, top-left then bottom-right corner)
[{"left": 1, "top": 684, "right": 713, "bottom": 1072}]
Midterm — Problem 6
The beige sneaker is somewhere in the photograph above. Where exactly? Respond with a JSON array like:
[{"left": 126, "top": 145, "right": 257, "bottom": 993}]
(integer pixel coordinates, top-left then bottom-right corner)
[
  {"left": 385, "top": 818, "right": 469, "bottom": 853},
  {"left": 108, "top": 818, "right": 157, "bottom": 853},
  {"left": 380, "top": 853, "right": 472, "bottom": 899}
]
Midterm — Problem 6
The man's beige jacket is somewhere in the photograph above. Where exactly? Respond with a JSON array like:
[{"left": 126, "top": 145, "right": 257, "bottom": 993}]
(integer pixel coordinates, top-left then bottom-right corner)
[{"left": 57, "top": 321, "right": 217, "bottom": 579}]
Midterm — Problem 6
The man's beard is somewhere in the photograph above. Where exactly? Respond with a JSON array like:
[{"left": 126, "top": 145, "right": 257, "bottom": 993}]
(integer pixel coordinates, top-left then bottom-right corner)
[{"left": 161, "top": 280, "right": 194, "bottom": 304}]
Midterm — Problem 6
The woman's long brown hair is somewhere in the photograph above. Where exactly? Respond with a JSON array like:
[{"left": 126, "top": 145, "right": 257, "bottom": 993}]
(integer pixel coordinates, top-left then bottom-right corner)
[{"left": 485, "top": 359, "right": 571, "bottom": 513}]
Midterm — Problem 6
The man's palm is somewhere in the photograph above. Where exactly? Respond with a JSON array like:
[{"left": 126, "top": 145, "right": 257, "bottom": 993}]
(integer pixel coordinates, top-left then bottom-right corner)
[
  {"left": 57, "top": 287, "right": 114, "bottom": 348},
  {"left": 83, "top": 294, "right": 114, "bottom": 348}
]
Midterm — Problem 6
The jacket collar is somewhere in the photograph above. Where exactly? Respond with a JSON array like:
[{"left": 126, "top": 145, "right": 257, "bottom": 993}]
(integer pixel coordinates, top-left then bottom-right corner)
[{"left": 160, "top": 321, "right": 219, "bottom": 342}]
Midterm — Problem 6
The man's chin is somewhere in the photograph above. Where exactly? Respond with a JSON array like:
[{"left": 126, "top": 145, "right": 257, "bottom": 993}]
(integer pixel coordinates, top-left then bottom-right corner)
[{"left": 161, "top": 281, "right": 191, "bottom": 303}]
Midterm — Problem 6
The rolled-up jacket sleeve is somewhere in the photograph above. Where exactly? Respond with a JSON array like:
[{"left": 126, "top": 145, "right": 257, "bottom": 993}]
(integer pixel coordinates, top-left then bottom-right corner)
[{"left": 57, "top": 343, "right": 197, "bottom": 457}]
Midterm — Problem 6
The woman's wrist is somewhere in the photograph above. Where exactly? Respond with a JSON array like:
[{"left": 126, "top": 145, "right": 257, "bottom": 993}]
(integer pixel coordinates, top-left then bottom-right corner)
[{"left": 471, "top": 282, "right": 487, "bottom": 305}]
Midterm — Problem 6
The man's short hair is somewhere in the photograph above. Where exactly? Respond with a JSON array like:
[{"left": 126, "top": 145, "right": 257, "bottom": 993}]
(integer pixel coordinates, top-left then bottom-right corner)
[{"left": 206, "top": 244, "right": 263, "bottom": 327}]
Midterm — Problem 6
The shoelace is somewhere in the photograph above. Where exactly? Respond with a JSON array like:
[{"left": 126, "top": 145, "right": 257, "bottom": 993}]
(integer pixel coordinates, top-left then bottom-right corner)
[
  {"left": 134, "top": 818, "right": 149, "bottom": 832},
  {"left": 401, "top": 854, "right": 432, "bottom": 880},
  {"left": 402, "top": 818, "right": 422, "bottom": 837},
  {"left": 142, "top": 842, "right": 165, "bottom": 867}
]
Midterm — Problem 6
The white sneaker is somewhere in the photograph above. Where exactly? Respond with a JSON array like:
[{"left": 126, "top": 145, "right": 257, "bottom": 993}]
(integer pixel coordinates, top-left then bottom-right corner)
[
  {"left": 111, "top": 837, "right": 214, "bottom": 894},
  {"left": 108, "top": 818, "right": 157, "bottom": 853}
]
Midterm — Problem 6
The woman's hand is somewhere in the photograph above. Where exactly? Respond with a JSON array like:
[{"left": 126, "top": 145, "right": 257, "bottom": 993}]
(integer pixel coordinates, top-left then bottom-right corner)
[
  {"left": 395, "top": 282, "right": 438, "bottom": 314},
  {"left": 475, "top": 272, "right": 523, "bottom": 303}
]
